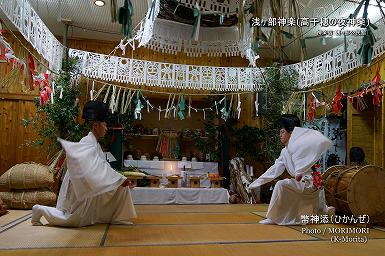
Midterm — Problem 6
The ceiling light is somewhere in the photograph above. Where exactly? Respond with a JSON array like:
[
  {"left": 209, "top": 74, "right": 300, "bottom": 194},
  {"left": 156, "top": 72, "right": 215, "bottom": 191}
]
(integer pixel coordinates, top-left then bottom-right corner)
[{"left": 93, "top": 0, "right": 105, "bottom": 7}]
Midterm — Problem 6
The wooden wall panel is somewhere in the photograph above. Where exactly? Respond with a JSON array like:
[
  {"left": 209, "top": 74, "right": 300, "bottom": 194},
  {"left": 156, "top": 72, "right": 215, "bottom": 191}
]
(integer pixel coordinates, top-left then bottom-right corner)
[
  {"left": 0, "top": 97, "right": 47, "bottom": 175},
  {"left": 0, "top": 32, "right": 48, "bottom": 175},
  {"left": 316, "top": 55, "right": 384, "bottom": 170},
  {"left": 351, "top": 111, "right": 375, "bottom": 165}
]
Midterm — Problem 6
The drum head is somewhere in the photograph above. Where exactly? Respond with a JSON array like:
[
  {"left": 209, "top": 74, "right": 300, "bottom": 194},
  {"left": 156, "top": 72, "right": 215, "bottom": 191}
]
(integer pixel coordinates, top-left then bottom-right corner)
[
  {"left": 322, "top": 165, "right": 356, "bottom": 180},
  {"left": 348, "top": 165, "right": 385, "bottom": 216}
]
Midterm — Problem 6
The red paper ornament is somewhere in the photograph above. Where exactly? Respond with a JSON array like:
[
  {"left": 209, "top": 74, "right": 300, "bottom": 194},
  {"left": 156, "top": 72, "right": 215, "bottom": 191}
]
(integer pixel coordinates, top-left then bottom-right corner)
[
  {"left": 307, "top": 93, "right": 316, "bottom": 123},
  {"left": 372, "top": 71, "right": 383, "bottom": 107},
  {"left": 331, "top": 86, "right": 344, "bottom": 114},
  {"left": 27, "top": 54, "right": 36, "bottom": 90}
]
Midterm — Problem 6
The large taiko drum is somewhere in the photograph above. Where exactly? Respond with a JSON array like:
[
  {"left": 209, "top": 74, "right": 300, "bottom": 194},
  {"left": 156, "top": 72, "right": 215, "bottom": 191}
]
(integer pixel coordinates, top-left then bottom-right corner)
[{"left": 323, "top": 165, "right": 385, "bottom": 220}]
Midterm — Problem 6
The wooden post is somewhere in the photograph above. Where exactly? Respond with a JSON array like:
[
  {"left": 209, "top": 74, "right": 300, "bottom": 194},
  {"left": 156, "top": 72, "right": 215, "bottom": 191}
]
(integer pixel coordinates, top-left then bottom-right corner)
[
  {"left": 382, "top": 87, "right": 385, "bottom": 169},
  {"left": 61, "top": 19, "right": 72, "bottom": 62},
  {"left": 346, "top": 77, "right": 354, "bottom": 165}
]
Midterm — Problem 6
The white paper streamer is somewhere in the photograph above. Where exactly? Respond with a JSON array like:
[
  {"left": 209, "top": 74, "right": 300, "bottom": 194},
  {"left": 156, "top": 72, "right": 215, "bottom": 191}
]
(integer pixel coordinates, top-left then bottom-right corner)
[
  {"left": 173, "top": 106, "right": 176, "bottom": 119},
  {"left": 103, "top": 85, "right": 112, "bottom": 103},
  {"left": 120, "top": 88, "right": 127, "bottom": 114},
  {"left": 51, "top": 81, "right": 55, "bottom": 104},
  {"left": 114, "top": 87, "right": 122, "bottom": 113},
  {"left": 215, "top": 101, "right": 218, "bottom": 115},
  {"left": 255, "top": 92, "right": 259, "bottom": 116},
  {"left": 165, "top": 94, "right": 171, "bottom": 118},
  {"left": 228, "top": 94, "right": 233, "bottom": 114},
  {"left": 169, "top": 94, "right": 176, "bottom": 118},
  {"left": 90, "top": 81, "right": 95, "bottom": 100},
  {"left": 237, "top": 94, "right": 241, "bottom": 119},
  {"left": 109, "top": 86, "right": 117, "bottom": 113},
  {"left": 93, "top": 83, "right": 107, "bottom": 100},
  {"left": 303, "top": 92, "right": 306, "bottom": 121},
  {"left": 123, "top": 89, "right": 132, "bottom": 114}
]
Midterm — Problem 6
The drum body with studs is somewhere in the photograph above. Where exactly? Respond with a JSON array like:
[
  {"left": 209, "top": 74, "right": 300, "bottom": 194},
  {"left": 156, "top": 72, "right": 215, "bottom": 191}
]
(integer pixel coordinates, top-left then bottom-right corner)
[{"left": 323, "top": 165, "right": 385, "bottom": 219}]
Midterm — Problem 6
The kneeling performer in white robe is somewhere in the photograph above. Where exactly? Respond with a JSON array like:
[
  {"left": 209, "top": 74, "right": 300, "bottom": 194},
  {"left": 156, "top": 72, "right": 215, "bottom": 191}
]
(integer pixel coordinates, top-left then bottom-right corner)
[
  {"left": 31, "top": 101, "right": 137, "bottom": 227},
  {"left": 248, "top": 114, "right": 334, "bottom": 225}
]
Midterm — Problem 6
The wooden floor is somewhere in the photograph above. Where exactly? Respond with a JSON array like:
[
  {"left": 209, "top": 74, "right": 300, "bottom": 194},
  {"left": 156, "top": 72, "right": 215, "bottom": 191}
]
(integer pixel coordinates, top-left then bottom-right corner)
[{"left": 0, "top": 204, "right": 384, "bottom": 256}]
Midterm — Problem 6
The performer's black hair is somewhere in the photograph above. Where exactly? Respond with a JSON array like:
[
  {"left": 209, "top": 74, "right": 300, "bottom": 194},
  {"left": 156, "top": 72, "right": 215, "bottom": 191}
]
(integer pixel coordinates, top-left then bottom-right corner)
[
  {"left": 279, "top": 114, "right": 301, "bottom": 132},
  {"left": 82, "top": 101, "right": 109, "bottom": 122}
]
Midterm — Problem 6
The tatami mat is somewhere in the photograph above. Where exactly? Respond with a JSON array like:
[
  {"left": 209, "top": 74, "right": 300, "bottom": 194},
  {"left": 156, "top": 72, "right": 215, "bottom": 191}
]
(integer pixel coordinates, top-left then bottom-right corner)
[
  {"left": 0, "top": 219, "right": 107, "bottom": 249},
  {"left": 105, "top": 223, "right": 316, "bottom": 246},
  {"left": 0, "top": 204, "right": 384, "bottom": 256},
  {"left": 134, "top": 212, "right": 262, "bottom": 225},
  {"left": 252, "top": 211, "right": 267, "bottom": 218},
  {"left": 135, "top": 204, "right": 268, "bottom": 214},
  {"left": 0, "top": 210, "right": 31, "bottom": 227}
]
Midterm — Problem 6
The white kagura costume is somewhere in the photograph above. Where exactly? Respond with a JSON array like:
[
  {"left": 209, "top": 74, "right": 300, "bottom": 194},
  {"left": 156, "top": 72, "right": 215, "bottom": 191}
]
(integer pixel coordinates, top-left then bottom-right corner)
[
  {"left": 31, "top": 132, "right": 136, "bottom": 227},
  {"left": 249, "top": 127, "right": 332, "bottom": 225}
]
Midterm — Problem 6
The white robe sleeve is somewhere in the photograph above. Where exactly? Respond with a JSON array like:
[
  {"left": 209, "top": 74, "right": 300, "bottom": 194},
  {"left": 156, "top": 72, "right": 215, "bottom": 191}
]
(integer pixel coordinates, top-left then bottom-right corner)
[
  {"left": 248, "top": 149, "right": 286, "bottom": 189},
  {"left": 58, "top": 138, "right": 125, "bottom": 201},
  {"left": 288, "top": 127, "right": 332, "bottom": 177}
]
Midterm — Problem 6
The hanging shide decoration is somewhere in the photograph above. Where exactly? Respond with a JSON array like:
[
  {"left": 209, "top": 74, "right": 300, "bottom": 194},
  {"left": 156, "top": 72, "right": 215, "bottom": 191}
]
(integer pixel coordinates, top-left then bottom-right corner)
[
  {"left": 307, "top": 92, "right": 317, "bottom": 123},
  {"left": 87, "top": 78, "right": 244, "bottom": 122},
  {"left": 69, "top": 48, "right": 264, "bottom": 92},
  {"left": 254, "top": 92, "right": 259, "bottom": 116},
  {"left": 118, "top": 0, "right": 134, "bottom": 38},
  {"left": 191, "top": 3, "right": 201, "bottom": 41},
  {"left": 68, "top": 12, "right": 385, "bottom": 91},
  {"left": 4, "top": 0, "right": 385, "bottom": 93},
  {"left": 250, "top": 0, "right": 304, "bottom": 61},
  {"left": 0, "top": 24, "right": 25, "bottom": 71},
  {"left": 134, "top": 90, "right": 144, "bottom": 120},
  {"left": 0, "top": 23, "right": 56, "bottom": 104},
  {"left": 110, "top": 0, "right": 118, "bottom": 22},
  {"left": 290, "top": 76, "right": 384, "bottom": 124},
  {"left": 0, "top": 0, "right": 63, "bottom": 71},
  {"left": 331, "top": 85, "right": 344, "bottom": 114},
  {"left": 372, "top": 70, "right": 383, "bottom": 106},
  {"left": 137, "top": 0, "right": 160, "bottom": 47}
]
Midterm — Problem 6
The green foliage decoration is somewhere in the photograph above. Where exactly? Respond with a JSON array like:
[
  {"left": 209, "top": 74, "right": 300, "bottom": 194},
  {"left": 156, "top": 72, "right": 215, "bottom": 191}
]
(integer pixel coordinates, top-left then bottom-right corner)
[
  {"left": 22, "top": 58, "right": 86, "bottom": 153},
  {"left": 258, "top": 64, "right": 299, "bottom": 164}
]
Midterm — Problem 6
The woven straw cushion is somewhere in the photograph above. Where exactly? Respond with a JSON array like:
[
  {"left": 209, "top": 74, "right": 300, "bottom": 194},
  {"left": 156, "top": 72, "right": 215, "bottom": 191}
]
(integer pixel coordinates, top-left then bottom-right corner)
[
  {"left": 0, "top": 163, "right": 54, "bottom": 190},
  {"left": 0, "top": 190, "right": 57, "bottom": 209}
]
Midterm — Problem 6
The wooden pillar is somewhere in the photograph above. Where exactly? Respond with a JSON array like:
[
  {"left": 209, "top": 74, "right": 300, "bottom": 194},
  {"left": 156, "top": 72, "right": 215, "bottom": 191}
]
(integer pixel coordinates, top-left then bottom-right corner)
[
  {"left": 346, "top": 82, "right": 354, "bottom": 165},
  {"left": 381, "top": 86, "right": 385, "bottom": 170},
  {"left": 62, "top": 20, "right": 72, "bottom": 62}
]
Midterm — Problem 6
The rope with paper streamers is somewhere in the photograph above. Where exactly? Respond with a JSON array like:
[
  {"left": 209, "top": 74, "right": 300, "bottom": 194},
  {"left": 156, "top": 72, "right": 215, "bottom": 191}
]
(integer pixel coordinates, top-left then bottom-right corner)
[
  {"left": 0, "top": 19, "right": 59, "bottom": 75},
  {"left": 289, "top": 77, "right": 384, "bottom": 123},
  {"left": 88, "top": 78, "right": 245, "bottom": 121}
]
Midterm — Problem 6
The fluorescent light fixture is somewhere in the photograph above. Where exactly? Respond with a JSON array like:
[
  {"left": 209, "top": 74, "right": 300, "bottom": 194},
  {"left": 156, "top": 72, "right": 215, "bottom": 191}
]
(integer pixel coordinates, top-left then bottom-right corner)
[{"left": 93, "top": 0, "right": 105, "bottom": 7}]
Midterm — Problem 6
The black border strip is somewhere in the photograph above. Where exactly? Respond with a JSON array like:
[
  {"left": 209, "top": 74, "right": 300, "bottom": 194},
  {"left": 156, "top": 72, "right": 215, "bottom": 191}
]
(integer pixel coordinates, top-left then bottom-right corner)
[
  {"left": 0, "top": 214, "right": 32, "bottom": 234},
  {"left": 99, "top": 224, "right": 110, "bottom": 247},
  {"left": 0, "top": 212, "right": 32, "bottom": 228}
]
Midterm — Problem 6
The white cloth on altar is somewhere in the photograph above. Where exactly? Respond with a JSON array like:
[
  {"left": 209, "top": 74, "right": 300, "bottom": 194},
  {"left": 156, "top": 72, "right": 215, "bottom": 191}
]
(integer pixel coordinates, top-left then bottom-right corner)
[
  {"left": 32, "top": 132, "right": 136, "bottom": 227},
  {"left": 249, "top": 127, "right": 332, "bottom": 225},
  {"left": 131, "top": 187, "right": 229, "bottom": 204}
]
